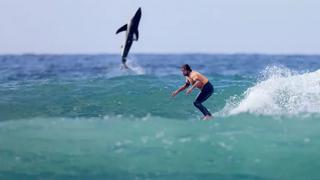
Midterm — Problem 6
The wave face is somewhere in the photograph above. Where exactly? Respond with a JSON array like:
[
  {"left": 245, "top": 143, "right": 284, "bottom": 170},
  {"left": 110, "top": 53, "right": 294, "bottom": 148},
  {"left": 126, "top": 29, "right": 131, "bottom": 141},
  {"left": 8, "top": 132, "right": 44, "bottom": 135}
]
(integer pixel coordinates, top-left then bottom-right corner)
[{"left": 0, "top": 54, "right": 320, "bottom": 179}]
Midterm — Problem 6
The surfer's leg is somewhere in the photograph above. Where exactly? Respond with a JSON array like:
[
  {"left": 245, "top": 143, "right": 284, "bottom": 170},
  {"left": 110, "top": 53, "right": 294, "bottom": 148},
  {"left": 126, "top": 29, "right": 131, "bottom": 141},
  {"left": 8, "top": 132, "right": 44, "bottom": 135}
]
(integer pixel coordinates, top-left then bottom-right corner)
[
  {"left": 194, "top": 92, "right": 211, "bottom": 116},
  {"left": 193, "top": 82, "right": 214, "bottom": 116},
  {"left": 193, "top": 100, "right": 211, "bottom": 116}
]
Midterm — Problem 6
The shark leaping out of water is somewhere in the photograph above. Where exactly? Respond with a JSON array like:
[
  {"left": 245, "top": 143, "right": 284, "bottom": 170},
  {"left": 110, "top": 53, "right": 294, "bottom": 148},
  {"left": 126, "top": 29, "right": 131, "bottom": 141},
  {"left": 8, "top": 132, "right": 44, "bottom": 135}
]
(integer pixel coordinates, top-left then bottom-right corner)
[{"left": 116, "top": 7, "right": 142, "bottom": 69}]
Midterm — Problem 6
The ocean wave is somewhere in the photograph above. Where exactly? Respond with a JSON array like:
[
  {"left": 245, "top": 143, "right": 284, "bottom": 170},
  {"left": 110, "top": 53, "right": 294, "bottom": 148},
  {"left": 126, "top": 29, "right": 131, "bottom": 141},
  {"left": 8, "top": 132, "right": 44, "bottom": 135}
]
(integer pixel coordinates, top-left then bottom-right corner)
[{"left": 221, "top": 66, "right": 320, "bottom": 116}]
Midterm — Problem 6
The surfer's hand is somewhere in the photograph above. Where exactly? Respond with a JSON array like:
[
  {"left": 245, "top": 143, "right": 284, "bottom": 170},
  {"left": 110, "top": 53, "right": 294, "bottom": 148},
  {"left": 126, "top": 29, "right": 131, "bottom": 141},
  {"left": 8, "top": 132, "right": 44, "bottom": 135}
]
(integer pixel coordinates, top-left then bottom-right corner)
[
  {"left": 186, "top": 88, "right": 193, "bottom": 95},
  {"left": 171, "top": 91, "right": 178, "bottom": 97}
]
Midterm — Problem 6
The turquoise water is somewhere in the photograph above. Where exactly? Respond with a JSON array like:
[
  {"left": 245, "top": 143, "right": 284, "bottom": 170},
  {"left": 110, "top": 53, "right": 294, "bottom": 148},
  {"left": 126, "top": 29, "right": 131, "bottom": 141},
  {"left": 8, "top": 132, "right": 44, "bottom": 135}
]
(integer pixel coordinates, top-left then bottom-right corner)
[{"left": 0, "top": 54, "right": 320, "bottom": 179}]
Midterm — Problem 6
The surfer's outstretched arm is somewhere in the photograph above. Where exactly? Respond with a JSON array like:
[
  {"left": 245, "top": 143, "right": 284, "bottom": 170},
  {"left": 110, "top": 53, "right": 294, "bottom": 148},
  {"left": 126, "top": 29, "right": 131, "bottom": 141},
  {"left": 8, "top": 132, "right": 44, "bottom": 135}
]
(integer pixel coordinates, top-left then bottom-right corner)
[
  {"left": 186, "top": 80, "right": 200, "bottom": 94},
  {"left": 172, "top": 83, "right": 190, "bottom": 97}
]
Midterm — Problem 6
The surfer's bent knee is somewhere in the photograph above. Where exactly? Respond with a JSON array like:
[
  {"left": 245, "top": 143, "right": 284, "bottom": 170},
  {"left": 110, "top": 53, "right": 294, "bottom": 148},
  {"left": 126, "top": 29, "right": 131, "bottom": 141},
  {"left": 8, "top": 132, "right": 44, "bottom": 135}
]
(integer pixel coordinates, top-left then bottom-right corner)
[{"left": 193, "top": 101, "right": 201, "bottom": 107}]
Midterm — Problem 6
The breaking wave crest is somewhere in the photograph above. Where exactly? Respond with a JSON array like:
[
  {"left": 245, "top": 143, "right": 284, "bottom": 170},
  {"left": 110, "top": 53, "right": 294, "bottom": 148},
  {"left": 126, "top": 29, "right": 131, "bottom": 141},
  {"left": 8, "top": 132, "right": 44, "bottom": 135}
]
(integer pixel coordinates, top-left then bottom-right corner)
[{"left": 222, "top": 66, "right": 320, "bottom": 116}]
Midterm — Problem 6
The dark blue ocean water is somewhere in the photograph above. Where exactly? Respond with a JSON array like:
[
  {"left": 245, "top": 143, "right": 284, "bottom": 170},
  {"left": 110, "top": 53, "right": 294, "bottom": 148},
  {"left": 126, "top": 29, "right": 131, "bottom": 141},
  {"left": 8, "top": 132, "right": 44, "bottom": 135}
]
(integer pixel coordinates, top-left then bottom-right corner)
[{"left": 0, "top": 54, "right": 320, "bottom": 179}]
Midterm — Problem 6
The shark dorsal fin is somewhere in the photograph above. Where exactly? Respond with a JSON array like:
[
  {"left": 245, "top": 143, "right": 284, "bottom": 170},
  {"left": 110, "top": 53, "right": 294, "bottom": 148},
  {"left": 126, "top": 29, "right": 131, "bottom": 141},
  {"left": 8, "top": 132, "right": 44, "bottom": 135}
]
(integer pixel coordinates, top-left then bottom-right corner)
[{"left": 116, "top": 24, "right": 128, "bottom": 34}]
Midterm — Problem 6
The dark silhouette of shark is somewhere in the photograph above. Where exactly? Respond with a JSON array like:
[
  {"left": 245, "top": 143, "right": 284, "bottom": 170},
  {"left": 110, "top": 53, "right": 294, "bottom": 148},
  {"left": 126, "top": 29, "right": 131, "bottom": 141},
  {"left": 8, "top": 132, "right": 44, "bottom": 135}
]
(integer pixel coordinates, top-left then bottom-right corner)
[{"left": 116, "top": 7, "right": 142, "bottom": 69}]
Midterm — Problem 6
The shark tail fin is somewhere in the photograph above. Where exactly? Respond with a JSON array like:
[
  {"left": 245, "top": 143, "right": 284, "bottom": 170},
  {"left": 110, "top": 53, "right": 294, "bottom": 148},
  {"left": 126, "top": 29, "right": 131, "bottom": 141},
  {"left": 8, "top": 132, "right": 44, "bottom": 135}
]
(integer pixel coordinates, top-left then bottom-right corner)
[{"left": 116, "top": 24, "right": 128, "bottom": 34}]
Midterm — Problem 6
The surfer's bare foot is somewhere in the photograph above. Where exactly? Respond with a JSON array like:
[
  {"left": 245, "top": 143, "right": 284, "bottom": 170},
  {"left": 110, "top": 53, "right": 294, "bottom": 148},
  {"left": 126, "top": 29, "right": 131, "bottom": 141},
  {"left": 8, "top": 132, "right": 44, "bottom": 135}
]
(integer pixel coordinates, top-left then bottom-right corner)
[{"left": 202, "top": 115, "right": 213, "bottom": 120}]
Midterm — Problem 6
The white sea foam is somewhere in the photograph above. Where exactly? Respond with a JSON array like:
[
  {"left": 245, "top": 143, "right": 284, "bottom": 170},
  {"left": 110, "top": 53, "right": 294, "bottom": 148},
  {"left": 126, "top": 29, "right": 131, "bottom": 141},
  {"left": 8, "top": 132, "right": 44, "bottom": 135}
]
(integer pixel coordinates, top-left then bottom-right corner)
[
  {"left": 126, "top": 58, "right": 146, "bottom": 75},
  {"left": 222, "top": 66, "right": 320, "bottom": 116},
  {"left": 104, "top": 57, "right": 146, "bottom": 78}
]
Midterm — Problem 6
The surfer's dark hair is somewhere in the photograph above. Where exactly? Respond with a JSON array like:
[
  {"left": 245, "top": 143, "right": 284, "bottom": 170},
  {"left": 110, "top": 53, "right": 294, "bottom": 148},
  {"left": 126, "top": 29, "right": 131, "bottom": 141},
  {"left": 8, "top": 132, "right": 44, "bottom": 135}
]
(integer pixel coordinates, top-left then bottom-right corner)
[{"left": 181, "top": 64, "right": 192, "bottom": 72}]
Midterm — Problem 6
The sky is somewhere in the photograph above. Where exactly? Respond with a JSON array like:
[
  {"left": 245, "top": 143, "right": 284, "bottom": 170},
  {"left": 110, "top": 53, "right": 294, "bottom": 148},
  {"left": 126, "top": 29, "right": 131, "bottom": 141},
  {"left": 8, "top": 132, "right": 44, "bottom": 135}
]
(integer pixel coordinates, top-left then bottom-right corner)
[{"left": 0, "top": 0, "right": 319, "bottom": 54}]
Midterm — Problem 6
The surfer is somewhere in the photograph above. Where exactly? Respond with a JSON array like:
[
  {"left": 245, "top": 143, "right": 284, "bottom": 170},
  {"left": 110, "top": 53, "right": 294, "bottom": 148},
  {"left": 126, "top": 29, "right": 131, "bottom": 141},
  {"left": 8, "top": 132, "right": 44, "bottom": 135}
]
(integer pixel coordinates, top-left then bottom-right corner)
[{"left": 172, "top": 64, "right": 214, "bottom": 120}]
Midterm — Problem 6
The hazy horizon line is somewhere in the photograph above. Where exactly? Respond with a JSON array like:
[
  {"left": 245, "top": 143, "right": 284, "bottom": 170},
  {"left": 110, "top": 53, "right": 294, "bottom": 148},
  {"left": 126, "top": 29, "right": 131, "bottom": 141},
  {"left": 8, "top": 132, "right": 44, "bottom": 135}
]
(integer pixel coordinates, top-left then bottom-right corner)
[{"left": 0, "top": 52, "right": 319, "bottom": 56}]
